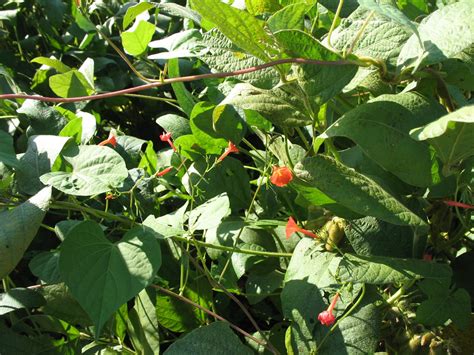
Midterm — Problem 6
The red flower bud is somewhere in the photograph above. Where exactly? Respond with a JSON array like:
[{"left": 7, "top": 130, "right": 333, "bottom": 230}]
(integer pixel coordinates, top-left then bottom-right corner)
[
  {"left": 318, "top": 292, "right": 339, "bottom": 327},
  {"left": 270, "top": 166, "right": 293, "bottom": 187},
  {"left": 443, "top": 200, "right": 474, "bottom": 209},
  {"left": 285, "top": 216, "right": 318, "bottom": 239},
  {"left": 155, "top": 166, "right": 173, "bottom": 177},
  {"left": 218, "top": 141, "right": 239, "bottom": 162},
  {"left": 98, "top": 132, "right": 117, "bottom": 148},
  {"left": 160, "top": 132, "right": 177, "bottom": 152}
]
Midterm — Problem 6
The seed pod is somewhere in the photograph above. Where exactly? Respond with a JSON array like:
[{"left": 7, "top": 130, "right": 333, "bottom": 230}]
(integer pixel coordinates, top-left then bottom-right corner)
[{"left": 324, "top": 217, "right": 346, "bottom": 251}]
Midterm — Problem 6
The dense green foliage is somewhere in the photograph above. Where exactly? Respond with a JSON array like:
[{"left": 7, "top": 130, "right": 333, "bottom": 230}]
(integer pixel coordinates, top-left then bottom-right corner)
[{"left": 0, "top": 0, "right": 473, "bottom": 353}]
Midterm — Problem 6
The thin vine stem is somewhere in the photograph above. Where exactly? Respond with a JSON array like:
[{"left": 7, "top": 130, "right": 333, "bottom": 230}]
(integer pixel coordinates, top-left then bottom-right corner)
[
  {"left": 0, "top": 58, "right": 365, "bottom": 104},
  {"left": 151, "top": 284, "right": 270, "bottom": 350},
  {"left": 327, "top": 0, "right": 345, "bottom": 49}
]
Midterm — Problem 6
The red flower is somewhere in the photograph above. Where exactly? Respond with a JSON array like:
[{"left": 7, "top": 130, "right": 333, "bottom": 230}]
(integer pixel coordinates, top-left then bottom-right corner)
[
  {"left": 270, "top": 166, "right": 293, "bottom": 187},
  {"left": 155, "top": 166, "right": 173, "bottom": 177},
  {"left": 218, "top": 141, "right": 239, "bottom": 162},
  {"left": 285, "top": 216, "right": 318, "bottom": 239},
  {"left": 318, "top": 292, "right": 339, "bottom": 327},
  {"left": 443, "top": 200, "right": 474, "bottom": 209},
  {"left": 160, "top": 132, "right": 177, "bottom": 152},
  {"left": 98, "top": 132, "right": 117, "bottom": 148}
]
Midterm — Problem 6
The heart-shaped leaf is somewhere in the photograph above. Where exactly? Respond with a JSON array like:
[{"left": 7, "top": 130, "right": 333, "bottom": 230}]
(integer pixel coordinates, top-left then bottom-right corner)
[
  {"left": 59, "top": 221, "right": 161, "bottom": 336},
  {"left": 40, "top": 145, "right": 128, "bottom": 196}
]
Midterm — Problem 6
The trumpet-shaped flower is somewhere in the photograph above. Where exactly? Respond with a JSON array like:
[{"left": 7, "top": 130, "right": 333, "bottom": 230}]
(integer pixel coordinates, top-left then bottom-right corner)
[
  {"left": 270, "top": 166, "right": 293, "bottom": 187},
  {"left": 285, "top": 216, "right": 318, "bottom": 239}
]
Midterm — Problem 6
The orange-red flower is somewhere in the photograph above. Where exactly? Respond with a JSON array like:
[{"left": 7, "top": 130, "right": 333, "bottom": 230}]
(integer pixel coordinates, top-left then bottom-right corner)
[
  {"left": 98, "top": 132, "right": 117, "bottom": 148},
  {"left": 318, "top": 292, "right": 339, "bottom": 327},
  {"left": 285, "top": 216, "right": 318, "bottom": 239},
  {"left": 218, "top": 141, "right": 239, "bottom": 161},
  {"left": 155, "top": 166, "right": 173, "bottom": 177},
  {"left": 160, "top": 132, "right": 177, "bottom": 152},
  {"left": 444, "top": 200, "right": 474, "bottom": 209},
  {"left": 270, "top": 166, "right": 293, "bottom": 187}
]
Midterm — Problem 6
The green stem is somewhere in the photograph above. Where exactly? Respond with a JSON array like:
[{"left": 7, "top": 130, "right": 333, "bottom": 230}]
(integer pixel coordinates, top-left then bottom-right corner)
[
  {"left": 386, "top": 279, "right": 416, "bottom": 305},
  {"left": 327, "top": 0, "right": 344, "bottom": 50},
  {"left": 50, "top": 201, "right": 133, "bottom": 225}
]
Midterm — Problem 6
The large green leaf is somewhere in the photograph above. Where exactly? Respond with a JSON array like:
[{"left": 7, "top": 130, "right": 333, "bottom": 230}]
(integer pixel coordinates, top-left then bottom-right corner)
[
  {"left": 0, "top": 130, "right": 18, "bottom": 168},
  {"left": 294, "top": 155, "right": 428, "bottom": 230},
  {"left": 189, "top": 193, "right": 231, "bottom": 231},
  {"left": 127, "top": 288, "right": 160, "bottom": 355},
  {"left": 123, "top": 2, "right": 155, "bottom": 29},
  {"left": 330, "top": 8, "right": 411, "bottom": 61},
  {"left": 163, "top": 321, "right": 253, "bottom": 355},
  {"left": 190, "top": 0, "right": 278, "bottom": 61},
  {"left": 49, "top": 70, "right": 94, "bottom": 98},
  {"left": 274, "top": 30, "right": 358, "bottom": 104},
  {"left": 40, "top": 145, "right": 128, "bottom": 196},
  {"left": 0, "top": 187, "right": 52, "bottom": 279},
  {"left": 410, "top": 105, "right": 474, "bottom": 171},
  {"left": 319, "top": 92, "right": 446, "bottom": 187},
  {"left": 168, "top": 58, "right": 195, "bottom": 117},
  {"left": 17, "top": 100, "right": 67, "bottom": 135},
  {"left": 282, "top": 240, "right": 341, "bottom": 352},
  {"left": 338, "top": 253, "right": 452, "bottom": 284},
  {"left": 199, "top": 29, "right": 280, "bottom": 89},
  {"left": 31, "top": 56, "right": 71, "bottom": 73},
  {"left": 222, "top": 83, "right": 311, "bottom": 127},
  {"left": 397, "top": 0, "right": 474, "bottom": 70},
  {"left": 59, "top": 221, "right": 161, "bottom": 337},
  {"left": 121, "top": 20, "right": 156, "bottom": 56},
  {"left": 16, "top": 135, "right": 70, "bottom": 195}
]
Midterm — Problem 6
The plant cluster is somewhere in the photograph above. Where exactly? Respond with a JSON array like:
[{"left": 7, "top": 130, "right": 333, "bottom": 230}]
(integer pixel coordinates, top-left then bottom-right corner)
[{"left": 0, "top": 0, "right": 473, "bottom": 353}]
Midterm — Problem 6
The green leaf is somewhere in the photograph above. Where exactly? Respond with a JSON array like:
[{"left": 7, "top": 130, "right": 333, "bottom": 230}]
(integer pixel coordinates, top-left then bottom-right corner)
[
  {"left": 40, "top": 145, "right": 128, "bottom": 196},
  {"left": 319, "top": 92, "right": 446, "bottom": 187},
  {"left": 138, "top": 141, "right": 157, "bottom": 175},
  {"left": 358, "top": 0, "right": 420, "bottom": 44},
  {"left": 246, "top": 270, "right": 284, "bottom": 304},
  {"left": 17, "top": 100, "right": 67, "bottom": 135},
  {"left": 199, "top": 29, "right": 280, "bottom": 89},
  {"left": 345, "top": 216, "right": 415, "bottom": 258},
  {"left": 330, "top": 8, "right": 411, "bottom": 61},
  {"left": 318, "top": 0, "right": 359, "bottom": 17},
  {"left": 49, "top": 70, "right": 95, "bottom": 98},
  {"left": 148, "top": 29, "right": 204, "bottom": 59},
  {"left": 59, "top": 111, "right": 97, "bottom": 145},
  {"left": 294, "top": 155, "right": 428, "bottom": 229},
  {"left": 189, "top": 193, "right": 231, "bottom": 231},
  {"left": 397, "top": 1, "right": 474, "bottom": 70},
  {"left": 121, "top": 20, "right": 155, "bottom": 56},
  {"left": 168, "top": 58, "right": 195, "bottom": 117},
  {"left": 156, "top": 114, "right": 191, "bottom": 138},
  {"left": 245, "top": 0, "right": 281, "bottom": 15},
  {"left": 31, "top": 56, "right": 71, "bottom": 73},
  {"left": 338, "top": 253, "right": 452, "bottom": 284},
  {"left": 274, "top": 29, "right": 358, "bottom": 104},
  {"left": 191, "top": 102, "right": 245, "bottom": 154},
  {"left": 123, "top": 2, "right": 155, "bottom": 30},
  {"left": 190, "top": 0, "right": 278, "bottom": 61},
  {"left": 0, "top": 288, "right": 46, "bottom": 316},
  {"left": 410, "top": 105, "right": 474, "bottom": 170},
  {"left": 17, "top": 135, "right": 70, "bottom": 195},
  {"left": 416, "top": 288, "right": 471, "bottom": 329},
  {"left": 59, "top": 221, "right": 161, "bottom": 337},
  {"left": 315, "top": 286, "right": 380, "bottom": 354},
  {"left": 267, "top": 3, "right": 309, "bottom": 32},
  {"left": 183, "top": 158, "right": 251, "bottom": 211},
  {"left": 282, "top": 240, "right": 342, "bottom": 351},
  {"left": 222, "top": 83, "right": 311, "bottom": 127},
  {"left": 163, "top": 321, "right": 253, "bottom": 355},
  {"left": 0, "top": 130, "right": 18, "bottom": 168},
  {"left": 29, "top": 251, "right": 62, "bottom": 284},
  {"left": 127, "top": 288, "right": 160, "bottom": 355},
  {"left": 0, "top": 187, "right": 52, "bottom": 279}
]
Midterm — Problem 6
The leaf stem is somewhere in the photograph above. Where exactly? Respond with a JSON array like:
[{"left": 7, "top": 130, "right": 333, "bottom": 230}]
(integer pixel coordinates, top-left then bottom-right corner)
[{"left": 327, "top": 0, "right": 344, "bottom": 50}]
